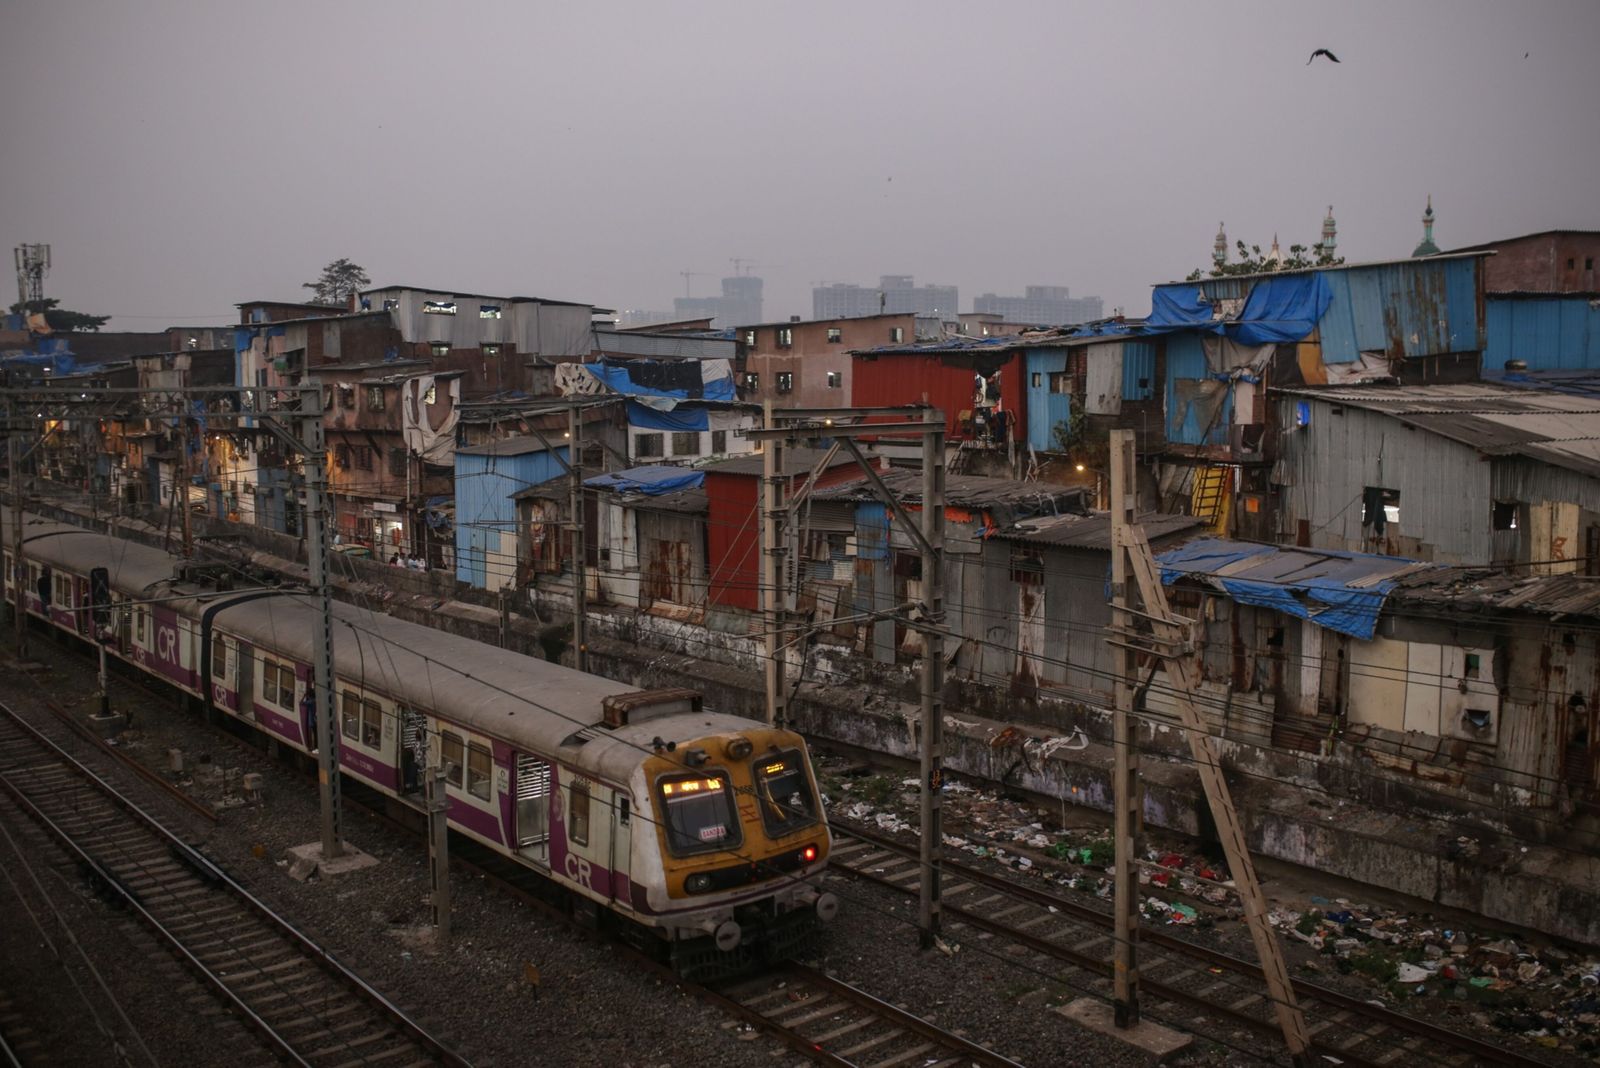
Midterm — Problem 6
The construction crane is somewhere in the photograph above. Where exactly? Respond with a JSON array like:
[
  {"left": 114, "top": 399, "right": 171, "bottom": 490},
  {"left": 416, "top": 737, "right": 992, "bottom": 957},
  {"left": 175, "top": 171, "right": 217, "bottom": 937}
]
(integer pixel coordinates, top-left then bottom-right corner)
[
  {"left": 730, "top": 259, "right": 782, "bottom": 277},
  {"left": 679, "top": 270, "right": 710, "bottom": 298}
]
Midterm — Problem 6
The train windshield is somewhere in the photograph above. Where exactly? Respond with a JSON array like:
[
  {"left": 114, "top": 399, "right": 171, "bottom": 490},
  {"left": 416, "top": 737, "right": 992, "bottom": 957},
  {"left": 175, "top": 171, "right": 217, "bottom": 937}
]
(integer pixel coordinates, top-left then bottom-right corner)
[
  {"left": 658, "top": 773, "right": 742, "bottom": 856},
  {"left": 752, "top": 750, "right": 818, "bottom": 836}
]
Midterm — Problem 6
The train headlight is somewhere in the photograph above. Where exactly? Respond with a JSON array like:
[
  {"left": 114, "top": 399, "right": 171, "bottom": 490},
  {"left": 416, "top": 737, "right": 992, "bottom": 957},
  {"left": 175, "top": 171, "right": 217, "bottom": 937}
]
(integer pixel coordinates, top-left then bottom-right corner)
[
  {"left": 723, "top": 736, "right": 753, "bottom": 761},
  {"left": 685, "top": 872, "right": 712, "bottom": 893}
]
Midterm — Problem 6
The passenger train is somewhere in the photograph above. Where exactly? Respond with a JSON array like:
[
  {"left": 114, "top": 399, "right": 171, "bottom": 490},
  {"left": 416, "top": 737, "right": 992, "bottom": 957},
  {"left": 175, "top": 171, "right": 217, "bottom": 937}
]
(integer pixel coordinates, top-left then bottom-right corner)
[{"left": 2, "top": 514, "right": 836, "bottom": 975}]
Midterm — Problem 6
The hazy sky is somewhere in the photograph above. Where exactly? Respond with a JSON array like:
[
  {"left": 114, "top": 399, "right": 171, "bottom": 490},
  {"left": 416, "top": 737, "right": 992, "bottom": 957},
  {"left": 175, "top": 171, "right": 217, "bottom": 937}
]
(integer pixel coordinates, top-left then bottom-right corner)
[{"left": 4, "top": 0, "right": 1598, "bottom": 330}]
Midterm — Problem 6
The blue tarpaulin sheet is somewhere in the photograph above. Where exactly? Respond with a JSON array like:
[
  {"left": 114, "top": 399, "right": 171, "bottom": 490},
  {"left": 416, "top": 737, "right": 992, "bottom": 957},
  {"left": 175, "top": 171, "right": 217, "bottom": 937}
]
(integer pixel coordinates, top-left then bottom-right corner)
[
  {"left": 1155, "top": 537, "right": 1424, "bottom": 640},
  {"left": 582, "top": 361, "right": 736, "bottom": 403},
  {"left": 626, "top": 401, "right": 709, "bottom": 431},
  {"left": 584, "top": 466, "right": 705, "bottom": 496},
  {"left": 1145, "top": 273, "right": 1332, "bottom": 346}
]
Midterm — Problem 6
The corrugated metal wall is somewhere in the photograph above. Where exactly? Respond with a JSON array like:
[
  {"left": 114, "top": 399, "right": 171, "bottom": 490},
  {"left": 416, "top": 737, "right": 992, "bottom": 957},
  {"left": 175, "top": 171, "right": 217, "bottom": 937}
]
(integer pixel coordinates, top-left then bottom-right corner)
[
  {"left": 1275, "top": 397, "right": 1492, "bottom": 562},
  {"left": 851, "top": 352, "right": 1025, "bottom": 441},
  {"left": 705, "top": 471, "right": 762, "bottom": 610},
  {"left": 1122, "top": 341, "right": 1157, "bottom": 400},
  {"left": 1313, "top": 258, "right": 1483, "bottom": 362},
  {"left": 454, "top": 447, "right": 568, "bottom": 588},
  {"left": 1165, "top": 333, "right": 1231, "bottom": 445},
  {"left": 1486, "top": 296, "right": 1600, "bottom": 372},
  {"left": 1025, "top": 349, "right": 1070, "bottom": 452}
]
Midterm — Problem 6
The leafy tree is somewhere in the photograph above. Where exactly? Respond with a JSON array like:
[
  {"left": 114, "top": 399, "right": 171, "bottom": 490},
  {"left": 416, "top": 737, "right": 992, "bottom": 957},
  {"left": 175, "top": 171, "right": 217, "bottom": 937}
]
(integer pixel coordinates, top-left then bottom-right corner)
[
  {"left": 8, "top": 297, "right": 111, "bottom": 332},
  {"left": 1186, "top": 239, "right": 1343, "bottom": 281},
  {"left": 302, "top": 258, "right": 371, "bottom": 306}
]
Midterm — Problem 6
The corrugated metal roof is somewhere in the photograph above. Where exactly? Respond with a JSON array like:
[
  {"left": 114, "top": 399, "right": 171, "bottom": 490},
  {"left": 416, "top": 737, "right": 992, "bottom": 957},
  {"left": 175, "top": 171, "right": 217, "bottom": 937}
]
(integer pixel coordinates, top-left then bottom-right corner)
[
  {"left": 701, "top": 447, "right": 855, "bottom": 478},
  {"left": 1280, "top": 383, "right": 1600, "bottom": 479},
  {"left": 994, "top": 510, "right": 1205, "bottom": 550},
  {"left": 1392, "top": 568, "right": 1600, "bottom": 620}
]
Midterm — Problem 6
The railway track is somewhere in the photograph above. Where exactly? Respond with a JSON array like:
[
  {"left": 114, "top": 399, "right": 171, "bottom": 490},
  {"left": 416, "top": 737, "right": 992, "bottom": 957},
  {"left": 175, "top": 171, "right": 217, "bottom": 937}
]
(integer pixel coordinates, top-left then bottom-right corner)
[
  {"left": 0, "top": 698, "right": 469, "bottom": 1068},
  {"left": 829, "top": 821, "right": 1548, "bottom": 1068}
]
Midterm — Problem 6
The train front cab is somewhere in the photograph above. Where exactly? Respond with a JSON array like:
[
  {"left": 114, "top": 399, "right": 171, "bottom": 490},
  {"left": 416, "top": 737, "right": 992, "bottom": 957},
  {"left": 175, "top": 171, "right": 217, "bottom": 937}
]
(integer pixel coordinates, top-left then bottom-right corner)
[{"left": 642, "top": 725, "right": 836, "bottom": 978}]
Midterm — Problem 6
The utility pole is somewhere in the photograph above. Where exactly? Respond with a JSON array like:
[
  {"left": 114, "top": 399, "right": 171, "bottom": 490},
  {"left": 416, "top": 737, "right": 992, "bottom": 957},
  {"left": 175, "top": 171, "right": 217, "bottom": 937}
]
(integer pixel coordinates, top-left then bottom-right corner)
[
  {"left": 8, "top": 397, "right": 27, "bottom": 661},
  {"left": 760, "top": 400, "right": 786, "bottom": 727},
  {"left": 1108, "top": 428, "right": 1312, "bottom": 1064},
  {"left": 917, "top": 406, "right": 946, "bottom": 948},
  {"left": 426, "top": 764, "right": 451, "bottom": 942},
  {"left": 1108, "top": 429, "right": 1142, "bottom": 1026},
  {"left": 567, "top": 404, "right": 588, "bottom": 673},
  {"left": 299, "top": 384, "right": 342, "bottom": 860},
  {"left": 178, "top": 395, "right": 192, "bottom": 558}
]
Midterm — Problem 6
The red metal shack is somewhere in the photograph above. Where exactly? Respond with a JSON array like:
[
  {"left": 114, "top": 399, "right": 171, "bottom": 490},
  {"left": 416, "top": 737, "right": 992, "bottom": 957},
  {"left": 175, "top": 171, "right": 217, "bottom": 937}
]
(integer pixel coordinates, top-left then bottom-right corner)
[
  {"left": 705, "top": 449, "right": 861, "bottom": 611},
  {"left": 849, "top": 343, "right": 1027, "bottom": 442}
]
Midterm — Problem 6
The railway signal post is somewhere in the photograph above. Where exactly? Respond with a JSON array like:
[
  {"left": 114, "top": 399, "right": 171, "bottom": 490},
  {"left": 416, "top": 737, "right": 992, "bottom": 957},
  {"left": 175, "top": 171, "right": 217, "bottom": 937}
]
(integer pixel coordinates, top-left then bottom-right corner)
[{"left": 427, "top": 763, "right": 452, "bottom": 942}]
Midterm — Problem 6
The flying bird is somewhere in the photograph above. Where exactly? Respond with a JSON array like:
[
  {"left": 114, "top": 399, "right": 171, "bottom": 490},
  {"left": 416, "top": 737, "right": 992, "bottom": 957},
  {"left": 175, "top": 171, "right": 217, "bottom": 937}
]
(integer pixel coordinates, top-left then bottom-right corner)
[{"left": 1307, "top": 48, "right": 1340, "bottom": 65}]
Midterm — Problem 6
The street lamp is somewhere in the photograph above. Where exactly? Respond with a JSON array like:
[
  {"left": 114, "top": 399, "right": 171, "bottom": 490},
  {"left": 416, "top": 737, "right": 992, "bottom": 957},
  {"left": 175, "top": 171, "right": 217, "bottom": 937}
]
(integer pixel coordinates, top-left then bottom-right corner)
[{"left": 1074, "top": 462, "right": 1105, "bottom": 509}]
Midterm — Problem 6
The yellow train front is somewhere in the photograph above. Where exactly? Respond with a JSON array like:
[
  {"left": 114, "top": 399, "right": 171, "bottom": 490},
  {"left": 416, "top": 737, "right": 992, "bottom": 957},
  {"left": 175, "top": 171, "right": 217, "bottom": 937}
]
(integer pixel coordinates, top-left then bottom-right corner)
[{"left": 585, "top": 702, "right": 836, "bottom": 979}]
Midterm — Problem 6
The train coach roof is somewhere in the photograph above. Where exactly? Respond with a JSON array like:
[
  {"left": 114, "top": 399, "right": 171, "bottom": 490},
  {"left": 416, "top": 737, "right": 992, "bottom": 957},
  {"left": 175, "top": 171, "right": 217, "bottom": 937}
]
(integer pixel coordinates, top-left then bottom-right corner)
[
  {"left": 215, "top": 594, "right": 756, "bottom": 779},
  {"left": 6, "top": 519, "right": 207, "bottom": 596}
]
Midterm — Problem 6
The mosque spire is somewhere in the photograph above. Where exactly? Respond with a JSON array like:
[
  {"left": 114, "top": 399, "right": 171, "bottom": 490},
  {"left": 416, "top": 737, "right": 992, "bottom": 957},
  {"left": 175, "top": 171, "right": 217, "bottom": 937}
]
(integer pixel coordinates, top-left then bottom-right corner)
[
  {"left": 1320, "top": 204, "right": 1337, "bottom": 258},
  {"left": 1412, "top": 195, "right": 1440, "bottom": 258},
  {"left": 1213, "top": 222, "right": 1228, "bottom": 268},
  {"left": 1268, "top": 233, "right": 1283, "bottom": 266}
]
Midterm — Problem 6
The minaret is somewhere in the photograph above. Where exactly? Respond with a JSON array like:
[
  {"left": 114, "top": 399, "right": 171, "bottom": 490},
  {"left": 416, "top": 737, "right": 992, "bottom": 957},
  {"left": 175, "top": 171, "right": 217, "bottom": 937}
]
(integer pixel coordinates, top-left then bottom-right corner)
[
  {"left": 1412, "top": 195, "right": 1440, "bottom": 258},
  {"left": 1268, "top": 233, "right": 1283, "bottom": 266},
  {"left": 1320, "top": 205, "right": 1337, "bottom": 258},
  {"left": 1213, "top": 222, "right": 1228, "bottom": 269}
]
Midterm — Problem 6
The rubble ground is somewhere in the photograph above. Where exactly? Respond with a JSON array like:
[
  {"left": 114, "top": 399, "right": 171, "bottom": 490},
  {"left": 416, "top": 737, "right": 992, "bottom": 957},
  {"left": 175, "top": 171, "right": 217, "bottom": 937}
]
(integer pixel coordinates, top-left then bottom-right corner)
[{"left": 817, "top": 752, "right": 1600, "bottom": 1063}]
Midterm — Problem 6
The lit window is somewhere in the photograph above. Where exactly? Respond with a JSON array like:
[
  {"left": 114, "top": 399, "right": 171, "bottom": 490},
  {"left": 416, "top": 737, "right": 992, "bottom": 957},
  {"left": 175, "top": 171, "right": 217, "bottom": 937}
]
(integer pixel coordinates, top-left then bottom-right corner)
[
  {"left": 367, "top": 386, "right": 385, "bottom": 412},
  {"left": 430, "top": 343, "right": 450, "bottom": 358},
  {"left": 776, "top": 327, "right": 793, "bottom": 347},
  {"left": 744, "top": 329, "right": 756, "bottom": 346},
  {"left": 826, "top": 371, "right": 841, "bottom": 389},
  {"left": 775, "top": 371, "right": 794, "bottom": 394},
  {"left": 671, "top": 431, "right": 702, "bottom": 457},
  {"left": 889, "top": 327, "right": 904, "bottom": 343},
  {"left": 826, "top": 327, "right": 842, "bottom": 343},
  {"left": 743, "top": 372, "right": 760, "bottom": 391},
  {"left": 482, "top": 344, "right": 502, "bottom": 357},
  {"left": 467, "top": 743, "right": 492, "bottom": 800},
  {"left": 441, "top": 731, "right": 464, "bottom": 787},
  {"left": 479, "top": 305, "right": 502, "bottom": 320},
  {"left": 382, "top": 298, "right": 399, "bottom": 311},
  {"left": 635, "top": 432, "right": 664, "bottom": 458},
  {"left": 423, "top": 301, "right": 457, "bottom": 315}
]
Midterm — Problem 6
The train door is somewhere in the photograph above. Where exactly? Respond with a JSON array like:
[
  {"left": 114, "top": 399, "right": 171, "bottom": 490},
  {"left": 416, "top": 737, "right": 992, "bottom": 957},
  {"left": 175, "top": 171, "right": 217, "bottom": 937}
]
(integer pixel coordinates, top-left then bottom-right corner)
[
  {"left": 563, "top": 776, "right": 612, "bottom": 900},
  {"left": 610, "top": 789, "right": 632, "bottom": 909},
  {"left": 399, "top": 705, "right": 426, "bottom": 795},
  {"left": 236, "top": 643, "right": 255, "bottom": 720},
  {"left": 514, "top": 753, "right": 550, "bottom": 866}
]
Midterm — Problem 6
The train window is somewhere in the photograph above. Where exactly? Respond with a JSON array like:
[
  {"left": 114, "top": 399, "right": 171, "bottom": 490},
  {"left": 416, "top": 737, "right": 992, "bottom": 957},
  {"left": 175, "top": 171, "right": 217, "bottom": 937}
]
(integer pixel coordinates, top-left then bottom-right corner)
[
  {"left": 751, "top": 750, "right": 819, "bottom": 836},
  {"left": 568, "top": 781, "right": 591, "bottom": 845},
  {"left": 212, "top": 634, "right": 227, "bottom": 679},
  {"left": 362, "top": 700, "right": 383, "bottom": 749},
  {"left": 657, "top": 773, "right": 741, "bottom": 857},
  {"left": 618, "top": 796, "right": 630, "bottom": 826},
  {"left": 136, "top": 607, "right": 146, "bottom": 644},
  {"left": 466, "top": 743, "right": 492, "bottom": 800},
  {"left": 277, "top": 665, "right": 295, "bottom": 710},
  {"left": 342, "top": 690, "right": 361, "bottom": 741},
  {"left": 263, "top": 661, "right": 278, "bottom": 705},
  {"left": 441, "top": 732, "right": 464, "bottom": 787}
]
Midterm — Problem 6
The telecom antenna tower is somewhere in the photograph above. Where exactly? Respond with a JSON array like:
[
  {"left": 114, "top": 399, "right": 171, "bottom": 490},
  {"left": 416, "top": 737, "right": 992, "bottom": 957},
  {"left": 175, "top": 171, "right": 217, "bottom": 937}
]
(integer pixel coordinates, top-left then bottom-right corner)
[{"left": 14, "top": 243, "right": 50, "bottom": 312}]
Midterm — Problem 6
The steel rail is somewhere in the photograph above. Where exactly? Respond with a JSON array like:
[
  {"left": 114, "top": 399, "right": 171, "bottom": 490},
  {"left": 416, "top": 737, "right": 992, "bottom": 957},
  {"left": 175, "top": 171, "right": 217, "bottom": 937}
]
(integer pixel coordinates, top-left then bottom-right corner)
[
  {"left": 0, "top": 698, "right": 469, "bottom": 1068},
  {"left": 833, "top": 821, "right": 1545, "bottom": 1068}
]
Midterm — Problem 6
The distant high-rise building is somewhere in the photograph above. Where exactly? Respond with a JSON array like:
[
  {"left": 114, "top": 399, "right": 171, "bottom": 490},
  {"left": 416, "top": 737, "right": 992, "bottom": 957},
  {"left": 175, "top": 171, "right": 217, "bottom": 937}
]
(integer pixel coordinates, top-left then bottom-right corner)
[
  {"left": 972, "top": 286, "right": 1103, "bottom": 326},
  {"left": 811, "top": 275, "right": 958, "bottom": 319},
  {"left": 674, "top": 276, "right": 763, "bottom": 328}
]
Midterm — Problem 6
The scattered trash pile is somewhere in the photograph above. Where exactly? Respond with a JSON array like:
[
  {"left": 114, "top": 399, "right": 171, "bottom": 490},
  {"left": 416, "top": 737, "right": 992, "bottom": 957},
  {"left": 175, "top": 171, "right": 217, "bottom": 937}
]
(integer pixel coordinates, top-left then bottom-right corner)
[{"left": 1271, "top": 901, "right": 1600, "bottom": 1053}]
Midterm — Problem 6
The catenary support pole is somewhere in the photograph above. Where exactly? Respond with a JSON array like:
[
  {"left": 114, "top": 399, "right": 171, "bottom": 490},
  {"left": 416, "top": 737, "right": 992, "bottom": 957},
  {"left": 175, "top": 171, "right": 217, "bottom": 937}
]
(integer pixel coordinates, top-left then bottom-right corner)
[
  {"left": 761, "top": 400, "right": 786, "bottom": 727},
  {"left": 8, "top": 397, "right": 27, "bottom": 661},
  {"left": 426, "top": 764, "right": 451, "bottom": 942},
  {"left": 300, "top": 385, "right": 342, "bottom": 860},
  {"left": 1108, "top": 429, "right": 1142, "bottom": 1026},
  {"left": 568, "top": 404, "right": 588, "bottom": 673},
  {"left": 917, "top": 406, "right": 946, "bottom": 947}
]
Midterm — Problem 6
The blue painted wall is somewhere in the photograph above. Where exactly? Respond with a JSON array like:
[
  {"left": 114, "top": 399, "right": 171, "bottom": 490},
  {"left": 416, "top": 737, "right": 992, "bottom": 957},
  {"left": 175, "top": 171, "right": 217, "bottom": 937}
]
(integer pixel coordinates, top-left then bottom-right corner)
[
  {"left": 1123, "top": 341, "right": 1156, "bottom": 400},
  {"left": 1024, "top": 349, "right": 1070, "bottom": 452},
  {"left": 1486, "top": 296, "right": 1600, "bottom": 372},
  {"left": 1312, "top": 257, "right": 1482, "bottom": 362},
  {"left": 454, "top": 445, "right": 569, "bottom": 588}
]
